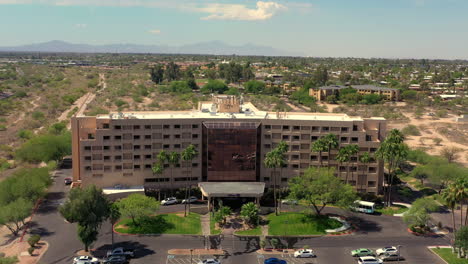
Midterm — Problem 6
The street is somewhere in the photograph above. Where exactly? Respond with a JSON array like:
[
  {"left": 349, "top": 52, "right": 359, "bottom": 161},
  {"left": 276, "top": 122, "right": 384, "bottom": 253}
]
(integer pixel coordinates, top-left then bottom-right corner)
[{"left": 30, "top": 167, "right": 451, "bottom": 264}]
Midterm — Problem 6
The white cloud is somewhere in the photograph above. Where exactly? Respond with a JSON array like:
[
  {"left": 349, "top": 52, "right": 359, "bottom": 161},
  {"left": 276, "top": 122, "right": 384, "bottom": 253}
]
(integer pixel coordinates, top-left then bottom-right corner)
[
  {"left": 75, "top": 23, "right": 87, "bottom": 28},
  {"left": 0, "top": 0, "right": 294, "bottom": 21},
  {"left": 148, "top": 29, "right": 161, "bottom": 34},
  {"left": 198, "top": 1, "right": 286, "bottom": 21}
]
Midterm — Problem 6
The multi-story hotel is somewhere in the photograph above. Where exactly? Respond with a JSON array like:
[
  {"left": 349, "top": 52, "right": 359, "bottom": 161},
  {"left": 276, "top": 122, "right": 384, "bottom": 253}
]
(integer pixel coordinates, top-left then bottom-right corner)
[{"left": 71, "top": 95, "right": 386, "bottom": 195}]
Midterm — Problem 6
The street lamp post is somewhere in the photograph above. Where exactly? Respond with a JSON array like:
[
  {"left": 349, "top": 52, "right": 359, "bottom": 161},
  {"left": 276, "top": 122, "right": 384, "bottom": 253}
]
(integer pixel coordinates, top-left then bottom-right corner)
[
  {"left": 190, "top": 248, "right": 194, "bottom": 264},
  {"left": 397, "top": 245, "right": 402, "bottom": 264}
]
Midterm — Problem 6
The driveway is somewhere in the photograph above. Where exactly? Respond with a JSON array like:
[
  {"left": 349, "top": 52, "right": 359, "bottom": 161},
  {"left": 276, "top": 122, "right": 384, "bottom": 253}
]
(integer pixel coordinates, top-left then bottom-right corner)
[{"left": 29, "top": 169, "right": 451, "bottom": 264}]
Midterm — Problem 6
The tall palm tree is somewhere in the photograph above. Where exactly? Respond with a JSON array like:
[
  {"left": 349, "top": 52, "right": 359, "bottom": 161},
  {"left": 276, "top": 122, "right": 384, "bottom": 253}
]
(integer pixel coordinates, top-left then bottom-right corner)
[
  {"left": 375, "top": 129, "right": 408, "bottom": 206},
  {"left": 323, "top": 133, "right": 339, "bottom": 169},
  {"left": 336, "top": 147, "right": 350, "bottom": 183},
  {"left": 168, "top": 152, "right": 180, "bottom": 196},
  {"left": 156, "top": 150, "right": 168, "bottom": 196},
  {"left": 442, "top": 184, "right": 458, "bottom": 233},
  {"left": 151, "top": 161, "right": 164, "bottom": 200},
  {"left": 359, "top": 152, "right": 372, "bottom": 192},
  {"left": 264, "top": 143, "right": 287, "bottom": 216},
  {"left": 181, "top": 145, "right": 197, "bottom": 216},
  {"left": 311, "top": 138, "right": 327, "bottom": 168},
  {"left": 453, "top": 179, "right": 468, "bottom": 228},
  {"left": 347, "top": 144, "right": 360, "bottom": 185}
]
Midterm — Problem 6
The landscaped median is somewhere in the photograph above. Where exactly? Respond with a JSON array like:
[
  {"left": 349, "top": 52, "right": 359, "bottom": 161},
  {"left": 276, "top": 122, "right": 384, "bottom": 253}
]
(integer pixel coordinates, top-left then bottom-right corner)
[
  {"left": 267, "top": 212, "right": 342, "bottom": 236},
  {"left": 114, "top": 212, "right": 202, "bottom": 235},
  {"left": 234, "top": 226, "right": 262, "bottom": 236},
  {"left": 430, "top": 246, "right": 468, "bottom": 264}
]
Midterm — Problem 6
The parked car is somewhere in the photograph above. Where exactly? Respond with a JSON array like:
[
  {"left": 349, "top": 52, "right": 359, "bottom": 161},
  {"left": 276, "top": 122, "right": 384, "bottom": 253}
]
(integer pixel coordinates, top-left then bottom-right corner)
[
  {"left": 197, "top": 259, "right": 221, "bottom": 264},
  {"left": 181, "top": 196, "right": 198, "bottom": 204},
  {"left": 358, "top": 256, "right": 383, "bottom": 264},
  {"left": 264, "top": 257, "right": 287, "bottom": 264},
  {"left": 102, "top": 255, "right": 128, "bottom": 264},
  {"left": 376, "top": 246, "right": 398, "bottom": 256},
  {"left": 64, "top": 177, "right": 73, "bottom": 185},
  {"left": 379, "top": 253, "right": 404, "bottom": 261},
  {"left": 351, "top": 248, "right": 375, "bottom": 257},
  {"left": 281, "top": 199, "right": 298, "bottom": 205},
  {"left": 106, "top": 247, "right": 134, "bottom": 258},
  {"left": 161, "top": 197, "right": 178, "bottom": 205},
  {"left": 293, "top": 249, "right": 315, "bottom": 258},
  {"left": 73, "top": 256, "right": 100, "bottom": 264}
]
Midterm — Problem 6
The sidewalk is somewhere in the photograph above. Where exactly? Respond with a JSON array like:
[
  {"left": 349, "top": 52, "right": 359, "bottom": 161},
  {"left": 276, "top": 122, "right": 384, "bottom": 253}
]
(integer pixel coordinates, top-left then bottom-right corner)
[{"left": 201, "top": 214, "right": 210, "bottom": 236}]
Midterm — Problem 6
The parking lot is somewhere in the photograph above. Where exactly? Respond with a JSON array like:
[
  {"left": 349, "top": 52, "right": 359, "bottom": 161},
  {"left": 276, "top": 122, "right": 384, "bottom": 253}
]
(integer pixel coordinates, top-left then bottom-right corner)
[
  {"left": 257, "top": 254, "right": 318, "bottom": 264},
  {"left": 166, "top": 254, "right": 225, "bottom": 264}
]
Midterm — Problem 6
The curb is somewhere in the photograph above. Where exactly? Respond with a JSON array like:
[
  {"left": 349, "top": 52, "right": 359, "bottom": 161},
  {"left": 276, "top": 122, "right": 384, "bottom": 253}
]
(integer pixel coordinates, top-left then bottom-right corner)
[
  {"left": 407, "top": 228, "right": 437, "bottom": 237},
  {"left": 427, "top": 246, "right": 452, "bottom": 264},
  {"left": 19, "top": 198, "right": 43, "bottom": 243}
]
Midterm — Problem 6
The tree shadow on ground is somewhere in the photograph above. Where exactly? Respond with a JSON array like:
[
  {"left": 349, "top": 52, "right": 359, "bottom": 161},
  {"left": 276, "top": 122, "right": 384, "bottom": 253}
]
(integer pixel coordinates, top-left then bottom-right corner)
[
  {"left": 346, "top": 215, "right": 382, "bottom": 234},
  {"left": 28, "top": 221, "right": 56, "bottom": 237},
  {"left": 93, "top": 241, "right": 155, "bottom": 259}
]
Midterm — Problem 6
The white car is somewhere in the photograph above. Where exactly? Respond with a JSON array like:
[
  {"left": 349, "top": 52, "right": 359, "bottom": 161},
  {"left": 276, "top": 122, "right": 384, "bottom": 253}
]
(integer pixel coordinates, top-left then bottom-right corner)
[
  {"left": 294, "top": 249, "right": 316, "bottom": 258},
  {"left": 181, "top": 196, "right": 198, "bottom": 204},
  {"left": 161, "top": 197, "right": 178, "bottom": 205},
  {"left": 376, "top": 246, "right": 398, "bottom": 256},
  {"left": 281, "top": 199, "right": 298, "bottom": 205},
  {"left": 73, "top": 256, "right": 100, "bottom": 264},
  {"left": 197, "top": 259, "right": 221, "bottom": 264},
  {"left": 358, "top": 256, "right": 383, "bottom": 264}
]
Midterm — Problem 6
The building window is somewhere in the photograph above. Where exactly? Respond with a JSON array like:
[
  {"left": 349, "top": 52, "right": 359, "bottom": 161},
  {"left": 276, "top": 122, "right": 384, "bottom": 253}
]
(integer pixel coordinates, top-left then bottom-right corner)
[
  {"left": 133, "top": 145, "right": 140, "bottom": 150},
  {"left": 134, "top": 155, "right": 141, "bottom": 160},
  {"left": 264, "top": 177, "right": 270, "bottom": 182},
  {"left": 192, "top": 134, "right": 199, "bottom": 139},
  {"left": 103, "top": 146, "right": 110, "bottom": 150},
  {"left": 85, "top": 166, "right": 92, "bottom": 171},
  {"left": 311, "top": 136, "right": 318, "bottom": 141},
  {"left": 144, "top": 145, "right": 151, "bottom": 150},
  {"left": 340, "top": 137, "right": 348, "bottom": 143},
  {"left": 291, "top": 145, "right": 300, "bottom": 151},
  {"left": 192, "top": 124, "right": 199, "bottom": 129},
  {"left": 133, "top": 135, "right": 140, "bottom": 140},
  {"left": 163, "top": 125, "right": 170, "bottom": 129},
  {"left": 163, "top": 144, "right": 170, "bottom": 149},
  {"left": 366, "top": 135, "right": 372, "bottom": 141},
  {"left": 264, "top": 125, "right": 271, "bottom": 129},
  {"left": 370, "top": 148, "right": 377, "bottom": 152},
  {"left": 292, "top": 135, "right": 300, "bottom": 141},
  {"left": 369, "top": 167, "right": 377, "bottom": 173},
  {"left": 152, "top": 125, "right": 162, "bottom": 129},
  {"left": 351, "top": 137, "right": 359, "bottom": 142},
  {"left": 114, "top": 155, "right": 122, "bottom": 161},
  {"left": 282, "top": 135, "right": 289, "bottom": 140},
  {"left": 264, "top": 144, "right": 271, "bottom": 148},
  {"left": 103, "top": 136, "right": 110, "bottom": 140},
  {"left": 114, "top": 145, "right": 122, "bottom": 150},
  {"left": 145, "top": 154, "right": 152, "bottom": 159},
  {"left": 310, "top": 155, "right": 318, "bottom": 161},
  {"left": 84, "top": 156, "right": 91, "bottom": 161},
  {"left": 292, "top": 164, "right": 299, "bottom": 169},
  {"left": 133, "top": 125, "right": 140, "bottom": 130},
  {"left": 192, "top": 163, "right": 199, "bottom": 167},
  {"left": 114, "top": 135, "right": 122, "bottom": 140},
  {"left": 145, "top": 135, "right": 151, "bottom": 139},
  {"left": 84, "top": 146, "right": 91, "bottom": 151},
  {"left": 282, "top": 125, "right": 290, "bottom": 130},
  {"left": 300, "top": 144, "right": 310, "bottom": 150},
  {"left": 341, "top": 127, "right": 348, "bottom": 132},
  {"left": 322, "top": 127, "right": 329, "bottom": 132},
  {"left": 115, "top": 165, "right": 122, "bottom": 171},
  {"left": 134, "top": 165, "right": 141, "bottom": 169},
  {"left": 114, "top": 125, "right": 122, "bottom": 130},
  {"left": 312, "top": 126, "right": 319, "bottom": 132},
  {"left": 293, "top": 126, "right": 300, "bottom": 131},
  {"left": 163, "top": 135, "right": 170, "bottom": 139},
  {"left": 144, "top": 125, "right": 151, "bottom": 129},
  {"left": 264, "top": 134, "right": 271, "bottom": 139},
  {"left": 145, "top": 164, "right": 152, "bottom": 169},
  {"left": 174, "top": 144, "right": 181, "bottom": 148},
  {"left": 103, "top": 156, "right": 110, "bottom": 161},
  {"left": 368, "top": 181, "right": 376, "bottom": 187},
  {"left": 291, "top": 155, "right": 299, "bottom": 160},
  {"left": 175, "top": 134, "right": 181, "bottom": 139},
  {"left": 174, "top": 125, "right": 180, "bottom": 129},
  {"left": 87, "top": 134, "right": 95, "bottom": 139},
  {"left": 102, "top": 123, "right": 110, "bottom": 129},
  {"left": 353, "top": 125, "right": 358, "bottom": 131}
]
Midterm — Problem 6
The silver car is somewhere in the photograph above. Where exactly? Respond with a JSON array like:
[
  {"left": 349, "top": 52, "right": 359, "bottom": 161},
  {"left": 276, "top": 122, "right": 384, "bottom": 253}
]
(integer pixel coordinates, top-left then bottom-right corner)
[{"left": 379, "top": 253, "right": 404, "bottom": 261}]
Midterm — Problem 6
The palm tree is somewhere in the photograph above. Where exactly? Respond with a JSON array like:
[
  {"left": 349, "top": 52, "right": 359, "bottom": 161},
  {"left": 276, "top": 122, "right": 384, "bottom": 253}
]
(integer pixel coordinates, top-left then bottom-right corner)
[
  {"left": 442, "top": 184, "right": 458, "bottom": 233},
  {"left": 323, "top": 133, "right": 339, "bottom": 169},
  {"left": 264, "top": 142, "right": 287, "bottom": 216},
  {"left": 347, "top": 144, "right": 360, "bottom": 185},
  {"left": 151, "top": 161, "right": 164, "bottom": 200},
  {"left": 181, "top": 145, "right": 197, "bottom": 216},
  {"left": 168, "top": 152, "right": 180, "bottom": 196},
  {"left": 311, "top": 138, "right": 327, "bottom": 168},
  {"left": 109, "top": 203, "right": 121, "bottom": 249},
  {"left": 156, "top": 150, "right": 168, "bottom": 196},
  {"left": 336, "top": 147, "right": 350, "bottom": 183},
  {"left": 375, "top": 129, "right": 408, "bottom": 206},
  {"left": 359, "top": 152, "right": 372, "bottom": 192},
  {"left": 453, "top": 179, "right": 468, "bottom": 228}
]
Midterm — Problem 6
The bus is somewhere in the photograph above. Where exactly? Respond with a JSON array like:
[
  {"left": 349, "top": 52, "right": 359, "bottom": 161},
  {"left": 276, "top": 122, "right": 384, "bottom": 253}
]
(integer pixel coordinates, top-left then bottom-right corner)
[{"left": 352, "top": 200, "right": 376, "bottom": 214}]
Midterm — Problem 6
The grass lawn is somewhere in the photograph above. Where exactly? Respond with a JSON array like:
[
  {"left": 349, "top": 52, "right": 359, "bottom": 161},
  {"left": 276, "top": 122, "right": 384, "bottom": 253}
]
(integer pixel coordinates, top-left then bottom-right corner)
[
  {"left": 432, "top": 248, "right": 468, "bottom": 264},
  {"left": 115, "top": 213, "right": 201, "bottom": 235},
  {"left": 375, "top": 204, "right": 409, "bottom": 215},
  {"left": 210, "top": 215, "right": 221, "bottom": 235},
  {"left": 235, "top": 226, "right": 262, "bottom": 236},
  {"left": 267, "top": 213, "right": 342, "bottom": 236}
]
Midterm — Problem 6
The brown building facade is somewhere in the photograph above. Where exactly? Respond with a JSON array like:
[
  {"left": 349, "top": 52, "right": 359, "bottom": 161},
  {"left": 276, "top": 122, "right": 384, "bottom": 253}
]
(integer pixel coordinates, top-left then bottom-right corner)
[{"left": 72, "top": 97, "right": 387, "bottom": 194}]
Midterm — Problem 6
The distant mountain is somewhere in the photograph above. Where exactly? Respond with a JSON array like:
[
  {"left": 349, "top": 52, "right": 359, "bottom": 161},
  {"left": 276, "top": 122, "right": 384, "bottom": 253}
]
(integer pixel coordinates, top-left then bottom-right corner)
[{"left": 0, "top": 40, "right": 302, "bottom": 56}]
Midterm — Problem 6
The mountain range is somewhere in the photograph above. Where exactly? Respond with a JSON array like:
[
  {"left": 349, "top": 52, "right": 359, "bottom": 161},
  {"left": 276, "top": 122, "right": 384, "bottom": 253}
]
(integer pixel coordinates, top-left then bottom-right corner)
[{"left": 0, "top": 40, "right": 302, "bottom": 56}]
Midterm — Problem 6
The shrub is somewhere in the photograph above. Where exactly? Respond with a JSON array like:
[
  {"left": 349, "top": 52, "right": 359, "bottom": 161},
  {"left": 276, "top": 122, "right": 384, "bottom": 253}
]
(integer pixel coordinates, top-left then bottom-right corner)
[
  {"left": 31, "top": 111, "right": 45, "bottom": 121},
  {"left": 401, "top": 125, "right": 421, "bottom": 136},
  {"left": 114, "top": 99, "right": 127, "bottom": 108},
  {"left": 28, "top": 234, "right": 41, "bottom": 247},
  {"left": 27, "top": 247, "right": 34, "bottom": 256}
]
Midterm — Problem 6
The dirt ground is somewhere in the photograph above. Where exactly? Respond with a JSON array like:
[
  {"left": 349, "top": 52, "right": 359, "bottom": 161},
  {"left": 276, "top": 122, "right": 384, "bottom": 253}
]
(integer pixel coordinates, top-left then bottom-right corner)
[{"left": 0, "top": 240, "right": 48, "bottom": 264}]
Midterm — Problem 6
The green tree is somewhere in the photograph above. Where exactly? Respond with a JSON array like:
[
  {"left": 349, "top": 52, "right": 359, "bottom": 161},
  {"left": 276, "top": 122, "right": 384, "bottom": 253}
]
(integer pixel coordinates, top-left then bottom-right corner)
[
  {"left": 312, "top": 66, "right": 328, "bottom": 86},
  {"left": 240, "top": 202, "right": 259, "bottom": 227},
  {"left": 323, "top": 134, "right": 339, "bottom": 169},
  {"left": 442, "top": 184, "right": 459, "bottom": 233},
  {"left": 361, "top": 94, "right": 383, "bottom": 104},
  {"left": 150, "top": 64, "right": 164, "bottom": 84},
  {"left": 181, "top": 145, "right": 198, "bottom": 216},
  {"left": 0, "top": 198, "right": 33, "bottom": 236},
  {"left": 164, "top": 62, "right": 180, "bottom": 81},
  {"left": 15, "top": 133, "right": 71, "bottom": 163},
  {"left": 168, "top": 152, "right": 180, "bottom": 196},
  {"left": 244, "top": 80, "right": 265, "bottom": 94},
  {"left": 48, "top": 122, "right": 67, "bottom": 135},
  {"left": 455, "top": 226, "right": 468, "bottom": 257},
  {"left": 59, "top": 185, "right": 110, "bottom": 251},
  {"left": 115, "top": 193, "right": 159, "bottom": 226},
  {"left": 375, "top": 129, "right": 408, "bottom": 206},
  {"left": 109, "top": 203, "right": 121, "bottom": 249},
  {"left": 169, "top": 81, "right": 192, "bottom": 94},
  {"left": 289, "top": 167, "right": 357, "bottom": 215},
  {"left": 403, "top": 197, "right": 438, "bottom": 228},
  {"left": 200, "top": 79, "right": 228, "bottom": 94}
]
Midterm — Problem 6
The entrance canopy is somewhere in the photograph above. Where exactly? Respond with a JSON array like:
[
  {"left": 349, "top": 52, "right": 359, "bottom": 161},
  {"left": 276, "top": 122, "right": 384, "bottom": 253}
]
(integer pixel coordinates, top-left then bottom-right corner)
[{"left": 198, "top": 182, "right": 265, "bottom": 198}]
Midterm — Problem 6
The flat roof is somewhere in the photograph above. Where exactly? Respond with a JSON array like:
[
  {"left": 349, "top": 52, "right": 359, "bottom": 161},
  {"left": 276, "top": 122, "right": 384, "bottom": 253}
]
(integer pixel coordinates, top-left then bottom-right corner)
[{"left": 198, "top": 182, "right": 265, "bottom": 197}]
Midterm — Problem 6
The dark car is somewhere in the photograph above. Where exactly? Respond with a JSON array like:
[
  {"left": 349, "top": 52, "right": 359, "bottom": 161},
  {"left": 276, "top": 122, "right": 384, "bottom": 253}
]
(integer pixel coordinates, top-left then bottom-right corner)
[
  {"left": 264, "top": 257, "right": 287, "bottom": 264},
  {"left": 64, "top": 177, "right": 73, "bottom": 185},
  {"left": 102, "top": 255, "right": 128, "bottom": 264}
]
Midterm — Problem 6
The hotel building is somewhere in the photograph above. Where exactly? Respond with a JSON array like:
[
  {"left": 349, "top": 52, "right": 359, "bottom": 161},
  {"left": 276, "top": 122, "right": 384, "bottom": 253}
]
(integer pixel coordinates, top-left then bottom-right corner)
[{"left": 72, "top": 96, "right": 386, "bottom": 195}]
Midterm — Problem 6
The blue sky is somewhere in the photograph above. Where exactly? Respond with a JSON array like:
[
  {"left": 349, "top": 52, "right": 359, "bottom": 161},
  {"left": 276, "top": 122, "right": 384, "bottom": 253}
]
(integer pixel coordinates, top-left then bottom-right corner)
[{"left": 1, "top": 0, "right": 467, "bottom": 59}]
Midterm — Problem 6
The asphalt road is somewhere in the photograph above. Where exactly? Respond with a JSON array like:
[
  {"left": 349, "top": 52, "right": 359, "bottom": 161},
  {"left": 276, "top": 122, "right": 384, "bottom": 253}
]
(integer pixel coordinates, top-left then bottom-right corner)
[{"left": 30, "top": 168, "right": 451, "bottom": 264}]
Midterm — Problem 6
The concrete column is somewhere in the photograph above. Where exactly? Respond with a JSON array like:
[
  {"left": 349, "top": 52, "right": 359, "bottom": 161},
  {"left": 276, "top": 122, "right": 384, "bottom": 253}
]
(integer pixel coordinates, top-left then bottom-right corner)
[{"left": 207, "top": 196, "right": 211, "bottom": 212}]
